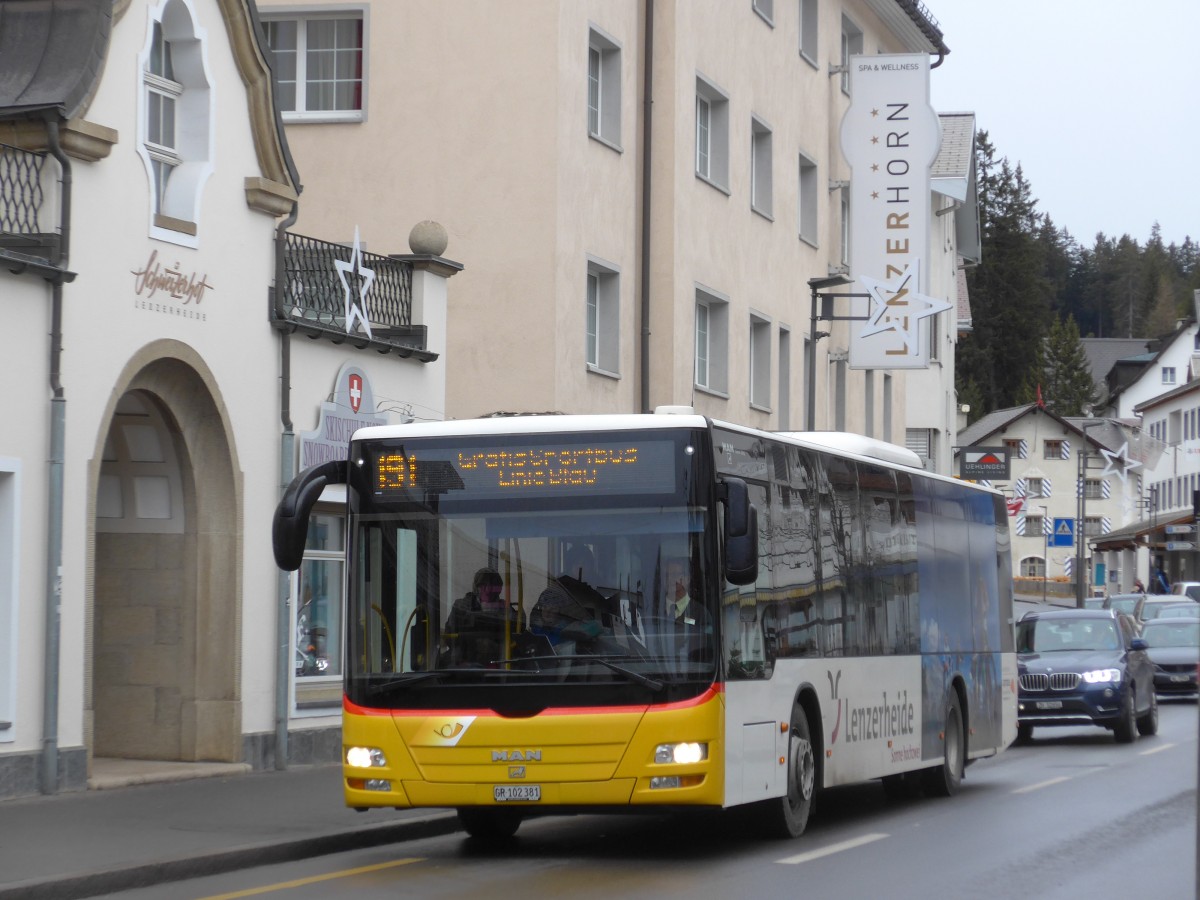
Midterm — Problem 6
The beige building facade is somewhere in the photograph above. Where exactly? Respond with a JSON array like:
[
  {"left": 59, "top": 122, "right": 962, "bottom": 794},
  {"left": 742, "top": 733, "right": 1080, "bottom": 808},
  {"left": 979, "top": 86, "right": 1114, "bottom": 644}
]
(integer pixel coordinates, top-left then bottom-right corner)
[{"left": 257, "top": 0, "right": 967, "bottom": 444}]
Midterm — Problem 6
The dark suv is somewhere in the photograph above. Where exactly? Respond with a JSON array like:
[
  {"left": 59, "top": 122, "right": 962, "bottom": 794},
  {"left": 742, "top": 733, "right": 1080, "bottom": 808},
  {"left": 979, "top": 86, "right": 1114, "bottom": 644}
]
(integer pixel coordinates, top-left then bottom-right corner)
[{"left": 1016, "top": 609, "right": 1158, "bottom": 743}]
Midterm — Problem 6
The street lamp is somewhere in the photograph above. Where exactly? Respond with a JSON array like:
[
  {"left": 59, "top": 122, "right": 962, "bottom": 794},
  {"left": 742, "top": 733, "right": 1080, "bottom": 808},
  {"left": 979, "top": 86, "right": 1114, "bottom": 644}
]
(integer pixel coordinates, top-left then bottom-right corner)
[{"left": 805, "top": 273, "right": 868, "bottom": 431}]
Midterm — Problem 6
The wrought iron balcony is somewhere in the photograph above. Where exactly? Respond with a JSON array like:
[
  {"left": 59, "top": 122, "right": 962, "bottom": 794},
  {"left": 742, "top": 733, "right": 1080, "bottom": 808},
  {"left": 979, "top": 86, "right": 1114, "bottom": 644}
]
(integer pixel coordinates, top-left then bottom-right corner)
[
  {"left": 272, "top": 231, "right": 434, "bottom": 361},
  {"left": 1, "top": 142, "right": 65, "bottom": 275}
]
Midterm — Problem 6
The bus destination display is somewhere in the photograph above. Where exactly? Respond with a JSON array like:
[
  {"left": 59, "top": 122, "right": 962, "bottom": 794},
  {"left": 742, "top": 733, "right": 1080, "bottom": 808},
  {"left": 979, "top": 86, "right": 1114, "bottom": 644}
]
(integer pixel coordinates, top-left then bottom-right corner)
[{"left": 374, "top": 439, "right": 678, "bottom": 499}]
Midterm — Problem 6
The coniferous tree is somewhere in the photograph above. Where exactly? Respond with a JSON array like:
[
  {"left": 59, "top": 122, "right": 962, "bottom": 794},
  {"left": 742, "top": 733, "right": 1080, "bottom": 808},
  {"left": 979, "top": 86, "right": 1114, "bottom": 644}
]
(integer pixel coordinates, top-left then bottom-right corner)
[
  {"left": 1042, "top": 316, "right": 1098, "bottom": 416},
  {"left": 955, "top": 131, "right": 1054, "bottom": 415}
]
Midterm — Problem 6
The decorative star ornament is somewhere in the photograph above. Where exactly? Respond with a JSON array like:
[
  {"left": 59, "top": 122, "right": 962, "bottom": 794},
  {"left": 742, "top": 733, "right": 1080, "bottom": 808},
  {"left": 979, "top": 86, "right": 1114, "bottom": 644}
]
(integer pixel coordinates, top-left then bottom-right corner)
[
  {"left": 1098, "top": 441, "right": 1142, "bottom": 483},
  {"left": 334, "top": 226, "right": 375, "bottom": 339},
  {"left": 857, "top": 259, "right": 953, "bottom": 355}
]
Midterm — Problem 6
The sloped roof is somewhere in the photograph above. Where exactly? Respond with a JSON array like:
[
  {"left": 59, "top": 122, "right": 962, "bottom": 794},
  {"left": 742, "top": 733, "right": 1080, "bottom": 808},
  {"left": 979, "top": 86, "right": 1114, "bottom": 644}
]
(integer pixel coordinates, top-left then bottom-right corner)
[
  {"left": 1080, "top": 337, "right": 1153, "bottom": 402},
  {"left": 956, "top": 404, "right": 1130, "bottom": 456},
  {"left": 956, "top": 404, "right": 1036, "bottom": 448},
  {"left": 932, "top": 112, "right": 974, "bottom": 195},
  {"left": 0, "top": 0, "right": 111, "bottom": 119}
]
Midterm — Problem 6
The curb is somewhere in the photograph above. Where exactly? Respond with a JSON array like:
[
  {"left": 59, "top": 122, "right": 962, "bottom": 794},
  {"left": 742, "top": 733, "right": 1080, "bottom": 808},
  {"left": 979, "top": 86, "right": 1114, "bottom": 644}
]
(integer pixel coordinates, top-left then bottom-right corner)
[{"left": 0, "top": 811, "right": 461, "bottom": 900}]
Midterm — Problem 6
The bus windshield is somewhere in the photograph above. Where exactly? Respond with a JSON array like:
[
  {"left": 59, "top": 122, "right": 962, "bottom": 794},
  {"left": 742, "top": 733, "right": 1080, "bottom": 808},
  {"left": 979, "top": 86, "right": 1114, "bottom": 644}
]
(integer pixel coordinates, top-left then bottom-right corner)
[{"left": 344, "top": 428, "right": 718, "bottom": 706}]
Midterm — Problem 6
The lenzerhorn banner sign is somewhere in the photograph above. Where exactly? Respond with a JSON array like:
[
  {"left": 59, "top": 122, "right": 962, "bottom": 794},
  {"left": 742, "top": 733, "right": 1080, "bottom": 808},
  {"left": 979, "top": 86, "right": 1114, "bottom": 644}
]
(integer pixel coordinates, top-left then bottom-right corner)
[{"left": 840, "top": 54, "right": 949, "bottom": 368}]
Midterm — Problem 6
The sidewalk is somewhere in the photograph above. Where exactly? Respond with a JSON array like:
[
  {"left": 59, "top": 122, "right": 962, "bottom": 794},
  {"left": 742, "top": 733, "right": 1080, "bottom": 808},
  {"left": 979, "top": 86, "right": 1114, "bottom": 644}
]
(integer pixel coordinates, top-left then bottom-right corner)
[{"left": 0, "top": 761, "right": 461, "bottom": 900}]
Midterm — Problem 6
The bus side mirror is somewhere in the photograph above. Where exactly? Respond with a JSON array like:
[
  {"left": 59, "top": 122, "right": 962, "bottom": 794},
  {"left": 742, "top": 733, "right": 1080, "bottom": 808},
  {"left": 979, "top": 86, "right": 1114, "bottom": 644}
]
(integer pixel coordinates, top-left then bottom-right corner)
[
  {"left": 721, "top": 477, "right": 759, "bottom": 586},
  {"left": 273, "top": 460, "right": 347, "bottom": 571}
]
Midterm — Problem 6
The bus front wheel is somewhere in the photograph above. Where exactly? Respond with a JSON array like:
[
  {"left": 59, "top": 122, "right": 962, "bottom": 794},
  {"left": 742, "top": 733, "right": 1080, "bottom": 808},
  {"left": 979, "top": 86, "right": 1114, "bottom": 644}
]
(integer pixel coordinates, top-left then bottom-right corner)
[
  {"left": 457, "top": 807, "right": 523, "bottom": 840},
  {"left": 763, "top": 703, "right": 816, "bottom": 838},
  {"left": 923, "top": 692, "right": 964, "bottom": 797}
]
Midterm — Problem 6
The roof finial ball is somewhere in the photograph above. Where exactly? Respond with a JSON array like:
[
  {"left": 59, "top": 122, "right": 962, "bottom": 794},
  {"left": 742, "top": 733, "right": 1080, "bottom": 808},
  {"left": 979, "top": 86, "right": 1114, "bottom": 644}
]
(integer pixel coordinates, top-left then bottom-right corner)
[{"left": 408, "top": 220, "right": 448, "bottom": 257}]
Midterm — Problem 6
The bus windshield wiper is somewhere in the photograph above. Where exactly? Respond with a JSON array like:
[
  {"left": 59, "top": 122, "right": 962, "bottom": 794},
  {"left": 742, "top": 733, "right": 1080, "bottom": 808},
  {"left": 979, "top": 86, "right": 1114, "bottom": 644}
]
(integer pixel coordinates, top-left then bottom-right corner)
[
  {"left": 497, "top": 655, "right": 664, "bottom": 692},
  {"left": 366, "top": 671, "right": 446, "bottom": 694}
]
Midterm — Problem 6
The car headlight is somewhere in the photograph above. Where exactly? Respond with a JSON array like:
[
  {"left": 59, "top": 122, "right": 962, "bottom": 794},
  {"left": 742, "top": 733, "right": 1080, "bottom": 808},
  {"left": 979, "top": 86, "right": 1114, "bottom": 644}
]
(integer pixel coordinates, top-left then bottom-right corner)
[{"left": 1082, "top": 668, "right": 1122, "bottom": 684}]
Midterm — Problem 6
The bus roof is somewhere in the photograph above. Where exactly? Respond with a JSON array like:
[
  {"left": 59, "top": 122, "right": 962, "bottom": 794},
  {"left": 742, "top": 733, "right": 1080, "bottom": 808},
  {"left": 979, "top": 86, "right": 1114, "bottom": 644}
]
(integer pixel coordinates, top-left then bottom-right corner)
[{"left": 350, "top": 412, "right": 996, "bottom": 496}]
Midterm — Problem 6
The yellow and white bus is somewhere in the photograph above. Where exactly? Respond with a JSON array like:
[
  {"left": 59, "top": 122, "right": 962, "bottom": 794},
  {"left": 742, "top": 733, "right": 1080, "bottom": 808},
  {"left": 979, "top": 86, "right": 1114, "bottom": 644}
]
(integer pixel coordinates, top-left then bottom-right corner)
[{"left": 273, "top": 410, "right": 1017, "bottom": 839}]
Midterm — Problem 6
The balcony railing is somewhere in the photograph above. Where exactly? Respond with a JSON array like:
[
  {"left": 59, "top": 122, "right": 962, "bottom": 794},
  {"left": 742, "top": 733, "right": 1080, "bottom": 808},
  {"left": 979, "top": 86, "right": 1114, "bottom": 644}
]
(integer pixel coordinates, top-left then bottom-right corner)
[
  {"left": 0, "top": 142, "right": 45, "bottom": 235},
  {"left": 274, "top": 231, "right": 433, "bottom": 361}
]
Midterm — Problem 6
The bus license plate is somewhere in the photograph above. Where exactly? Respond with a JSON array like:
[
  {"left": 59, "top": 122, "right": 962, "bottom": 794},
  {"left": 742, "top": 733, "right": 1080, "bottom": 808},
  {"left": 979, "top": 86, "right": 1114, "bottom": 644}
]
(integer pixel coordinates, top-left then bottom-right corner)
[
  {"left": 1036, "top": 700, "right": 1062, "bottom": 710},
  {"left": 494, "top": 785, "right": 541, "bottom": 802}
]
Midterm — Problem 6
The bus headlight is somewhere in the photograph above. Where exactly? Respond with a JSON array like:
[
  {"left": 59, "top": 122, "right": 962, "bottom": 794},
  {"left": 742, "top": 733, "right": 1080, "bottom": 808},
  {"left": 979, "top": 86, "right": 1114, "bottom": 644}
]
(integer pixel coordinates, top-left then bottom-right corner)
[
  {"left": 654, "top": 742, "right": 708, "bottom": 765},
  {"left": 346, "top": 746, "right": 387, "bottom": 768}
]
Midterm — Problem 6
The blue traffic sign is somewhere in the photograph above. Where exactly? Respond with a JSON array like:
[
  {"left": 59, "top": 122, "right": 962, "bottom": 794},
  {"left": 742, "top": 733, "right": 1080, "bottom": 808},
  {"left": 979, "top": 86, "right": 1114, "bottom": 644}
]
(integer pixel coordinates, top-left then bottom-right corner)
[{"left": 1051, "top": 517, "right": 1074, "bottom": 547}]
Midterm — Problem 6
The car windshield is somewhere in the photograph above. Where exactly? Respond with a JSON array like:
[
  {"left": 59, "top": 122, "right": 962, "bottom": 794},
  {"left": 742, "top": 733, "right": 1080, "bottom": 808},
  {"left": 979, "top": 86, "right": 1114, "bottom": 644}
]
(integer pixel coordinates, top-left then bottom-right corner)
[
  {"left": 1140, "top": 621, "right": 1200, "bottom": 649},
  {"left": 1144, "top": 602, "right": 1200, "bottom": 620},
  {"left": 1017, "top": 618, "right": 1121, "bottom": 653},
  {"left": 1107, "top": 596, "right": 1139, "bottom": 615}
]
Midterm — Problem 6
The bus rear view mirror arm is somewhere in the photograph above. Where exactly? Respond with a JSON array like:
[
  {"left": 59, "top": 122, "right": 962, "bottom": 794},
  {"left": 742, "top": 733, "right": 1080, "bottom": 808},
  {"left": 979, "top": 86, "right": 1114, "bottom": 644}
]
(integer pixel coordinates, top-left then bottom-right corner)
[{"left": 273, "top": 459, "right": 346, "bottom": 571}]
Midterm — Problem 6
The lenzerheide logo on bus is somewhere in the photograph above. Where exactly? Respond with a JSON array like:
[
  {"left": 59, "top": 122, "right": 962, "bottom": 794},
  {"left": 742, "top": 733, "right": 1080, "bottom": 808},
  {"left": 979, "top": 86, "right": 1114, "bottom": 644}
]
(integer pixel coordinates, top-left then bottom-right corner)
[{"left": 827, "top": 669, "right": 915, "bottom": 744}]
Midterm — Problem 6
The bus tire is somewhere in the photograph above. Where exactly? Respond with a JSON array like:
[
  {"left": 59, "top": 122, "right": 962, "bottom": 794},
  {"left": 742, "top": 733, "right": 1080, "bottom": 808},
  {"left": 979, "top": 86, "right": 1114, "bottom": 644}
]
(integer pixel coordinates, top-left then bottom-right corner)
[
  {"left": 922, "top": 692, "right": 964, "bottom": 798},
  {"left": 763, "top": 702, "right": 816, "bottom": 838},
  {"left": 457, "top": 807, "right": 523, "bottom": 839}
]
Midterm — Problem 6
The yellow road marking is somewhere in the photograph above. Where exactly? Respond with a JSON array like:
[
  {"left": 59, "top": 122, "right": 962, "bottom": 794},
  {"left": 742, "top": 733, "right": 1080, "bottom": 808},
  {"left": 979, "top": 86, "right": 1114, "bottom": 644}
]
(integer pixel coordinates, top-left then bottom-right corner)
[{"left": 197, "top": 857, "right": 423, "bottom": 899}]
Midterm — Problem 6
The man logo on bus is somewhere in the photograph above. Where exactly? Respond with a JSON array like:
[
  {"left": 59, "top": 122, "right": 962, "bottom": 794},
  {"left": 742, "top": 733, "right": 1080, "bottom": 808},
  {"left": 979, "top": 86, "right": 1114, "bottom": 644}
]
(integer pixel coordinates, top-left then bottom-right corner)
[
  {"left": 348, "top": 373, "right": 363, "bottom": 413},
  {"left": 827, "top": 670, "right": 843, "bottom": 745}
]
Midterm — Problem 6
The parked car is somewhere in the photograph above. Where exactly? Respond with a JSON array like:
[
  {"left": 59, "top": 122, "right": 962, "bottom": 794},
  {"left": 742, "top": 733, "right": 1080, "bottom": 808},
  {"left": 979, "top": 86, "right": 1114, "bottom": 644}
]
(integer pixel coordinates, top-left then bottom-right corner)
[
  {"left": 1140, "top": 600, "right": 1200, "bottom": 622},
  {"left": 1139, "top": 595, "right": 1200, "bottom": 624},
  {"left": 1139, "top": 619, "right": 1200, "bottom": 699},
  {"left": 1102, "top": 592, "right": 1146, "bottom": 621},
  {"left": 1016, "top": 609, "right": 1157, "bottom": 743},
  {"left": 1169, "top": 581, "right": 1200, "bottom": 601}
]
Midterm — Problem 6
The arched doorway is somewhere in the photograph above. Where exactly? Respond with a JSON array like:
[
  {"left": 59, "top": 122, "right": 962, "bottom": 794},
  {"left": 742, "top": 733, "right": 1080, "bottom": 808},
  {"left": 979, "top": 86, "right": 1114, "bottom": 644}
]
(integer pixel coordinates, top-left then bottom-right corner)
[{"left": 91, "top": 350, "right": 241, "bottom": 763}]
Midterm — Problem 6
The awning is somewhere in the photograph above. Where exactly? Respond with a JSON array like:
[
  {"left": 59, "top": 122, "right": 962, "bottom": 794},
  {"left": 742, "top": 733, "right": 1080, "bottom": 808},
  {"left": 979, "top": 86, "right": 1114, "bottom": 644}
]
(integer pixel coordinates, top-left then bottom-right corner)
[{"left": 1090, "top": 513, "right": 1192, "bottom": 551}]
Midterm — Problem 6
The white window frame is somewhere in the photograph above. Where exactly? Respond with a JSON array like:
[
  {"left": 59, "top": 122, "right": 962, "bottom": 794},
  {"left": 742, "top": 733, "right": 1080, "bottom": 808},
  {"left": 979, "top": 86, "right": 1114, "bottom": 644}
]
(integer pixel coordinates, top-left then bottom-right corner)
[
  {"left": 586, "top": 257, "right": 621, "bottom": 376},
  {"left": 0, "top": 458, "right": 18, "bottom": 742},
  {"left": 798, "top": 151, "right": 818, "bottom": 245},
  {"left": 587, "top": 25, "right": 622, "bottom": 149},
  {"left": 1026, "top": 477, "right": 1045, "bottom": 498},
  {"left": 840, "top": 188, "right": 850, "bottom": 267},
  {"left": 262, "top": 8, "right": 367, "bottom": 123},
  {"left": 1162, "top": 366, "right": 1177, "bottom": 385},
  {"left": 778, "top": 328, "right": 791, "bottom": 430},
  {"left": 138, "top": 0, "right": 214, "bottom": 248},
  {"left": 798, "top": 0, "right": 818, "bottom": 67},
  {"left": 695, "top": 286, "right": 730, "bottom": 395},
  {"left": 840, "top": 15, "right": 863, "bottom": 95},
  {"left": 751, "top": 116, "right": 773, "bottom": 219},
  {"left": 293, "top": 505, "right": 347, "bottom": 713},
  {"left": 750, "top": 313, "right": 772, "bottom": 410},
  {"left": 695, "top": 75, "right": 730, "bottom": 191}
]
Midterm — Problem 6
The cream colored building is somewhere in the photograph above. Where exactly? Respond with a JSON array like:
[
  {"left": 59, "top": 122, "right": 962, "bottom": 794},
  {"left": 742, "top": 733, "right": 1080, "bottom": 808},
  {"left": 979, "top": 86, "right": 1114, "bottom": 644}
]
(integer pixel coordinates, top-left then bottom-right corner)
[
  {"left": 257, "top": 0, "right": 968, "bottom": 447},
  {"left": 0, "top": 0, "right": 455, "bottom": 799}
]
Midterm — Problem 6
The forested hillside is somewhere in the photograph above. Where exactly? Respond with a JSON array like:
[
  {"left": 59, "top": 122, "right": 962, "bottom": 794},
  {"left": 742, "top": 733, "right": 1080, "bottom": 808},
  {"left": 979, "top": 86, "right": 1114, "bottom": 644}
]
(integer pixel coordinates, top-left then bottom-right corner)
[{"left": 955, "top": 131, "right": 1199, "bottom": 421}]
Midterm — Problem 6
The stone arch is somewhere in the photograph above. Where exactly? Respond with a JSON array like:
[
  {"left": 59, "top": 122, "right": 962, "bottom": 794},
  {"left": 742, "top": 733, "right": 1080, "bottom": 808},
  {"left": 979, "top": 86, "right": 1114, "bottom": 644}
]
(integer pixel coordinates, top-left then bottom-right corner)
[{"left": 88, "top": 340, "right": 242, "bottom": 763}]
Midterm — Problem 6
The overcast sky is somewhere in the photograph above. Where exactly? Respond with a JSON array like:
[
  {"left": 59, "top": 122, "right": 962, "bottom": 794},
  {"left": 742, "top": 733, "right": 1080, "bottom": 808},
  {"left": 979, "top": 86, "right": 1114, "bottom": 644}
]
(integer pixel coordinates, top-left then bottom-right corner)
[{"left": 927, "top": 0, "right": 1197, "bottom": 249}]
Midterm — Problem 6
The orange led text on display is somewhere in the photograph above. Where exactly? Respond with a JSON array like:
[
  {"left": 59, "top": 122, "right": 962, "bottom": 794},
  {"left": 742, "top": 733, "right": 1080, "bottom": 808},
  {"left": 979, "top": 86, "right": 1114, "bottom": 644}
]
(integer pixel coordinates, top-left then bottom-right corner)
[{"left": 457, "top": 447, "right": 639, "bottom": 488}]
